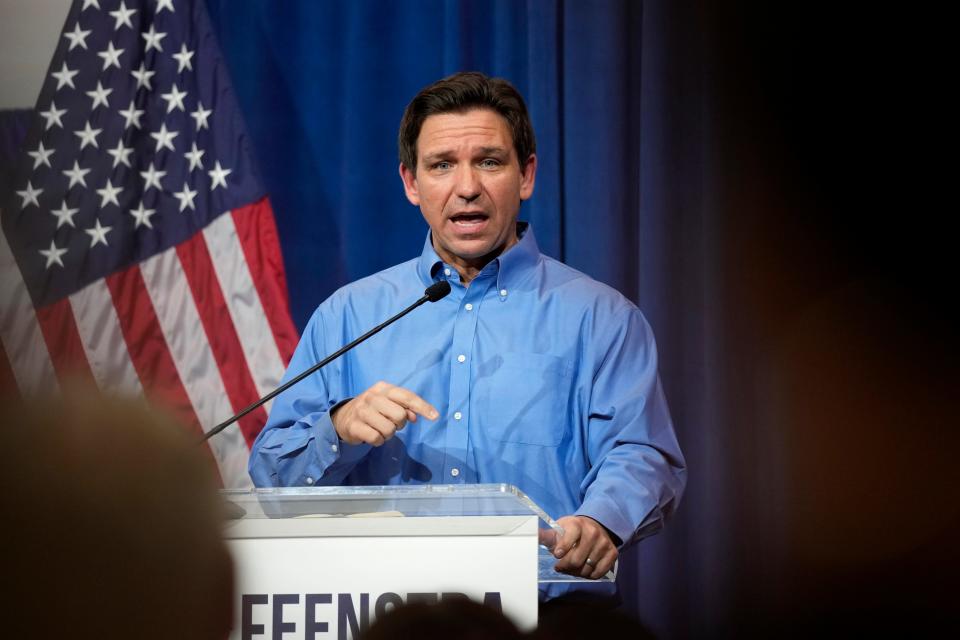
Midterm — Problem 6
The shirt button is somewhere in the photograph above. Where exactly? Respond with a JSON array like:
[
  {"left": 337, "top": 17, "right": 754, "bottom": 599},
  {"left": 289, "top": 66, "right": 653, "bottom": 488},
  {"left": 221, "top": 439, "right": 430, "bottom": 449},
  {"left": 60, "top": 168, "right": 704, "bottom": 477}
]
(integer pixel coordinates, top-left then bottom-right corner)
[
  {"left": 500, "top": 289, "right": 508, "bottom": 297},
  {"left": 331, "top": 444, "right": 338, "bottom": 452},
  {"left": 454, "top": 411, "right": 462, "bottom": 420},
  {"left": 444, "top": 268, "right": 452, "bottom": 277},
  {"left": 450, "top": 468, "right": 460, "bottom": 477},
  {"left": 305, "top": 476, "right": 315, "bottom": 485},
  {"left": 457, "top": 354, "right": 466, "bottom": 363},
  {"left": 464, "top": 303, "right": 473, "bottom": 311}
]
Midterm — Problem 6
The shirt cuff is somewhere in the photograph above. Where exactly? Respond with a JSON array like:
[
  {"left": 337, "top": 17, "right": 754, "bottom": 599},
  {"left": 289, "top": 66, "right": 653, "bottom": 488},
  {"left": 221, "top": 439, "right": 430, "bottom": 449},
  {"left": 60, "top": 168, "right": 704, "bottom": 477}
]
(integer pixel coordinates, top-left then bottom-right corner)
[
  {"left": 309, "top": 399, "right": 370, "bottom": 481},
  {"left": 575, "top": 499, "right": 657, "bottom": 549}
]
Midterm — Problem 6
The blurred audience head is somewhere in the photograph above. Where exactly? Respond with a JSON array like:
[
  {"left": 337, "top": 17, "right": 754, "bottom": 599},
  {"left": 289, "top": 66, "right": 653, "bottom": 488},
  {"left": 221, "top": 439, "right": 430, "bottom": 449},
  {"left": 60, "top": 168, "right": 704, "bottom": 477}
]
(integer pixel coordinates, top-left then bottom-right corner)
[
  {"left": 534, "top": 601, "right": 656, "bottom": 640},
  {"left": 360, "top": 598, "right": 524, "bottom": 640},
  {"left": 0, "top": 386, "right": 233, "bottom": 639}
]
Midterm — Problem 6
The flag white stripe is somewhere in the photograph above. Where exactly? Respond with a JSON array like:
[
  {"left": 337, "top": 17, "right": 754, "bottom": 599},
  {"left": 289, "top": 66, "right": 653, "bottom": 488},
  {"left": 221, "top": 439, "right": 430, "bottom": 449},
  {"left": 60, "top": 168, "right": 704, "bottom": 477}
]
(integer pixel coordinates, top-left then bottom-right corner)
[
  {"left": 0, "top": 228, "right": 59, "bottom": 395},
  {"left": 203, "top": 212, "right": 286, "bottom": 413},
  {"left": 68, "top": 280, "right": 143, "bottom": 396},
  {"left": 140, "top": 246, "right": 252, "bottom": 488}
]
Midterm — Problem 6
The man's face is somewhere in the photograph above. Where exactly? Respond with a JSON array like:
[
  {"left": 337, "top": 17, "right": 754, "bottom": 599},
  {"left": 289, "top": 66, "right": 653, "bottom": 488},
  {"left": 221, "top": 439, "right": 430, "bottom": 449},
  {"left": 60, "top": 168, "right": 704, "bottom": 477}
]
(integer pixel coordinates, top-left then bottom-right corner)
[{"left": 400, "top": 108, "right": 536, "bottom": 272}]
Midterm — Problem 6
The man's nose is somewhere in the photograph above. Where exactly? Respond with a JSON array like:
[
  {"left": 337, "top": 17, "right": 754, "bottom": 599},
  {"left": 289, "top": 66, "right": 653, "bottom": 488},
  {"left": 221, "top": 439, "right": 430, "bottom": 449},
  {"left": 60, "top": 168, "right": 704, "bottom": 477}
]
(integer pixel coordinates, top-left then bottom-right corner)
[{"left": 454, "top": 165, "right": 481, "bottom": 201}]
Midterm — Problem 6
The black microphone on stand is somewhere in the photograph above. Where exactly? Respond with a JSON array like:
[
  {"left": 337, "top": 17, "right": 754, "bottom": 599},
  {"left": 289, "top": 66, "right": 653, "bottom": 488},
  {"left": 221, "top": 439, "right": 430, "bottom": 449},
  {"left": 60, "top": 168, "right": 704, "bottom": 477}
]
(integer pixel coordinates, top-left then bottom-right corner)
[{"left": 201, "top": 280, "right": 452, "bottom": 442}]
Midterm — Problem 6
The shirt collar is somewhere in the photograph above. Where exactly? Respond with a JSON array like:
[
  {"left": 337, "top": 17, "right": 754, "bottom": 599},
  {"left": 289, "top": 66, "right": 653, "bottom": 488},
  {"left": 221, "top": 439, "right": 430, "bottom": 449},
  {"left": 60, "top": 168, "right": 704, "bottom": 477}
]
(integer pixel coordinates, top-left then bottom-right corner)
[{"left": 416, "top": 221, "right": 541, "bottom": 294}]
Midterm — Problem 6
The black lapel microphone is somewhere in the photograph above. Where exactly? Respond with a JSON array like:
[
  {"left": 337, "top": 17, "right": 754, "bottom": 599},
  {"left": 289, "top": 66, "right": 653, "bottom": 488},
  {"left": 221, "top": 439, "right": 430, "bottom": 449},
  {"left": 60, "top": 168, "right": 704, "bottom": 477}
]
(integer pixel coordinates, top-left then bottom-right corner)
[{"left": 201, "top": 280, "right": 452, "bottom": 442}]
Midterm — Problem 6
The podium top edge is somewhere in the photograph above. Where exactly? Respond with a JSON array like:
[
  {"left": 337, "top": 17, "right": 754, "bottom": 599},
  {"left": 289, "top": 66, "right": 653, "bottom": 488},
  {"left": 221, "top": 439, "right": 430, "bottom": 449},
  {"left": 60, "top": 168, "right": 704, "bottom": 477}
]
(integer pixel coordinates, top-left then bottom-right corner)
[
  {"left": 222, "top": 483, "right": 519, "bottom": 498},
  {"left": 219, "top": 484, "right": 558, "bottom": 527}
]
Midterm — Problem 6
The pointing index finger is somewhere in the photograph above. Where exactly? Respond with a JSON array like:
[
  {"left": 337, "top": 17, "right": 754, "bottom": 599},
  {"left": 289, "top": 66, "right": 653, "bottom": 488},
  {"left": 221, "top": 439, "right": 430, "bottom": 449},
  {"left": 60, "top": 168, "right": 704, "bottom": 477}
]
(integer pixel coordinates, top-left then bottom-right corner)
[{"left": 386, "top": 386, "right": 439, "bottom": 421}]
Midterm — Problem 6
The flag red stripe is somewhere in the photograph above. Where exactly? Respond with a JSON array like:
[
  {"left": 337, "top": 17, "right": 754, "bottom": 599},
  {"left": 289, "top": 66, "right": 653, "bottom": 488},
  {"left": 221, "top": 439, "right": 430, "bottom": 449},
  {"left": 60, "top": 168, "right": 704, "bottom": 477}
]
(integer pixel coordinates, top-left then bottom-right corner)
[
  {"left": 34, "top": 298, "right": 97, "bottom": 387},
  {"left": 105, "top": 265, "right": 206, "bottom": 441},
  {"left": 176, "top": 233, "right": 267, "bottom": 447},
  {"left": 231, "top": 198, "right": 299, "bottom": 364}
]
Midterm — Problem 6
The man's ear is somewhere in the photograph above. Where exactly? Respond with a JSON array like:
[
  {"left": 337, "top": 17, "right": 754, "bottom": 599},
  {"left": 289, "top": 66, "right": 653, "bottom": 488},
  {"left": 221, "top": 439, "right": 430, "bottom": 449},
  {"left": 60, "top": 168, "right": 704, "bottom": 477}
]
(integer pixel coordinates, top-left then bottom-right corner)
[
  {"left": 399, "top": 162, "right": 420, "bottom": 206},
  {"left": 520, "top": 153, "right": 537, "bottom": 201}
]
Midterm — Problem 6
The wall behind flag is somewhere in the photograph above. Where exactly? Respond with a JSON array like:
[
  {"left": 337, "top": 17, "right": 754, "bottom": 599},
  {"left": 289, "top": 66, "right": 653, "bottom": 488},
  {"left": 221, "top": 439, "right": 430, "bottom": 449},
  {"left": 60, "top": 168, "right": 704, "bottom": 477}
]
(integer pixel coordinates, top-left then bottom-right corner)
[
  {"left": 0, "top": 0, "right": 72, "bottom": 110},
  {"left": 0, "top": 0, "right": 72, "bottom": 206}
]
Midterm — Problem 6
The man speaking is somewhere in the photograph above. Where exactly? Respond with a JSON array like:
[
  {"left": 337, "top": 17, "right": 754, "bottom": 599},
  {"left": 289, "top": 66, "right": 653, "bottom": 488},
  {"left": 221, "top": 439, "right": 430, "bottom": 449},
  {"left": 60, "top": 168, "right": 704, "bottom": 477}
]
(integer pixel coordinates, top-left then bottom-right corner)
[{"left": 249, "top": 72, "right": 686, "bottom": 603}]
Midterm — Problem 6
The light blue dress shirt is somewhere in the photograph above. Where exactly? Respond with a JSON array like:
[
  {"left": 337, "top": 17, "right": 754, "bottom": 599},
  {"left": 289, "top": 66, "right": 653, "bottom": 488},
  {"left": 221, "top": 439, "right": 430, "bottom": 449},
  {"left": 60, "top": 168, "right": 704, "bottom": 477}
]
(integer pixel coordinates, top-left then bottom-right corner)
[{"left": 249, "top": 223, "right": 686, "bottom": 600}]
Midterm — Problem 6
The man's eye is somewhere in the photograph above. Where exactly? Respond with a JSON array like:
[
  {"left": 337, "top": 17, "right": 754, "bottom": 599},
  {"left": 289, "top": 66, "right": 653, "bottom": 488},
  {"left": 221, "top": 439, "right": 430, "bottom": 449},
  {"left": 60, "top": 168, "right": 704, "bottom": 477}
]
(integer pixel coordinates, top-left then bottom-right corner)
[
  {"left": 479, "top": 158, "right": 501, "bottom": 168},
  {"left": 433, "top": 161, "right": 452, "bottom": 171}
]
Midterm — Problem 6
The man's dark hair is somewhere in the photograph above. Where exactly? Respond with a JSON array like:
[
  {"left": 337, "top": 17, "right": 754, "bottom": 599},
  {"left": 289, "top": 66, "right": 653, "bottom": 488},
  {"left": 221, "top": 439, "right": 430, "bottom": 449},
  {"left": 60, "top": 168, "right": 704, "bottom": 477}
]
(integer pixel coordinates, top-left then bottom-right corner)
[{"left": 398, "top": 71, "right": 536, "bottom": 171}]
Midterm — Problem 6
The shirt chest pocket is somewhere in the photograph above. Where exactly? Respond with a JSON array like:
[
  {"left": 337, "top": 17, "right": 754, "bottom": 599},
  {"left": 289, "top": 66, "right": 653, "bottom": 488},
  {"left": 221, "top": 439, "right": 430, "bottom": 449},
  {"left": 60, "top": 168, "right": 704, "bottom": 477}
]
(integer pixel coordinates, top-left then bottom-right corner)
[{"left": 472, "top": 352, "right": 573, "bottom": 446}]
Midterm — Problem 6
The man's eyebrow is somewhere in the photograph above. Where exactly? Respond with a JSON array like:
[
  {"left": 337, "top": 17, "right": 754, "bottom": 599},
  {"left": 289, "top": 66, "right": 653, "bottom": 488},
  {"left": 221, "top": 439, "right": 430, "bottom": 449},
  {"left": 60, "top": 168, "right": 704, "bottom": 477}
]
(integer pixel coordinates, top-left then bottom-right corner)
[
  {"left": 421, "top": 146, "right": 509, "bottom": 163},
  {"left": 477, "top": 146, "right": 508, "bottom": 156},
  {"left": 421, "top": 150, "right": 453, "bottom": 163}
]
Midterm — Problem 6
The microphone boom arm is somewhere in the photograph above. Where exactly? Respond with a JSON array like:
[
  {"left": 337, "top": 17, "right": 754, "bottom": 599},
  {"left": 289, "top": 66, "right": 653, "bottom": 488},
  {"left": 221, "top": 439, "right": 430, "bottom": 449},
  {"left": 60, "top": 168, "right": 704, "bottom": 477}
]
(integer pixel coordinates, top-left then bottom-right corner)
[{"left": 201, "top": 281, "right": 451, "bottom": 443}]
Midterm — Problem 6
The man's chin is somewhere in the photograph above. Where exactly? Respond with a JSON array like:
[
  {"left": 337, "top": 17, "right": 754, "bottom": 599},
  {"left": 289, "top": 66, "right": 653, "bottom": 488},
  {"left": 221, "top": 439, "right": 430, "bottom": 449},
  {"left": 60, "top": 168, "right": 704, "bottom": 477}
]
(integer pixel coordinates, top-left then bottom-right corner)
[{"left": 437, "top": 238, "right": 503, "bottom": 264}]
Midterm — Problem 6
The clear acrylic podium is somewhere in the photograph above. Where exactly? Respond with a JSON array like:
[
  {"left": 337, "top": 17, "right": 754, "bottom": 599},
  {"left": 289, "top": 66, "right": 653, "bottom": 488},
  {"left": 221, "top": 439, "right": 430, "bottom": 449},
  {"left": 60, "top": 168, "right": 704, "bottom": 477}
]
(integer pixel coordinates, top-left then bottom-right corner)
[{"left": 222, "top": 483, "right": 610, "bottom": 638}]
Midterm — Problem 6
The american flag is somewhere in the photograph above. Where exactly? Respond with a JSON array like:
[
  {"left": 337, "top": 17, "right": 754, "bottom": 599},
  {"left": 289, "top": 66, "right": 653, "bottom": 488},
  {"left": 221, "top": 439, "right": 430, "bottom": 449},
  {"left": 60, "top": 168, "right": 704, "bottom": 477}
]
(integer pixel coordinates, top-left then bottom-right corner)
[{"left": 0, "top": 0, "right": 298, "bottom": 487}]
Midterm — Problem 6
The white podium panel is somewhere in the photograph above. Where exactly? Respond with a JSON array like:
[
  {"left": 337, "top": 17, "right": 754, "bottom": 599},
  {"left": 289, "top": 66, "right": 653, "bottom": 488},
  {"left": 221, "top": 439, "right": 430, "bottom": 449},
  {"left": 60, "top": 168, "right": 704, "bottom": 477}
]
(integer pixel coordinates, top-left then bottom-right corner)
[{"left": 222, "top": 484, "right": 551, "bottom": 639}]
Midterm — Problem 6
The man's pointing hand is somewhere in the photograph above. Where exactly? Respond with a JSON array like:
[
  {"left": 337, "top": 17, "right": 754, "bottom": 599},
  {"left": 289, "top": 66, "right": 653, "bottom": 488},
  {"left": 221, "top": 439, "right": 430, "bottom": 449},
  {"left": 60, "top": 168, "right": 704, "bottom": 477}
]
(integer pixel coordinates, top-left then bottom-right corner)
[{"left": 331, "top": 381, "right": 439, "bottom": 446}]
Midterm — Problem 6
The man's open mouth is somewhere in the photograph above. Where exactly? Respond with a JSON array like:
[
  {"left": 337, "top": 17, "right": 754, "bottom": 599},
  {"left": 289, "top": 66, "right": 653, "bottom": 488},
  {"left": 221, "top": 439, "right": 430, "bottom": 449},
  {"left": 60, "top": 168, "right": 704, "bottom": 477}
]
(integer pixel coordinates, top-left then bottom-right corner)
[{"left": 449, "top": 213, "right": 489, "bottom": 227}]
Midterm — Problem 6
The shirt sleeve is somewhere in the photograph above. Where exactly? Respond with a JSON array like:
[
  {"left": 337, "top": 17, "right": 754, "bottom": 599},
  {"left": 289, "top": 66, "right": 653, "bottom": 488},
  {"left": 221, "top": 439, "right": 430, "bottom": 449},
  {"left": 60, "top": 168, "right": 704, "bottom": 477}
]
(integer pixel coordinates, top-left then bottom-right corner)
[
  {"left": 574, "top": 304, "right": 687, "bottom": 548},
  {"left": 247, "top": 304, "right": 371, "bottom": 487}
]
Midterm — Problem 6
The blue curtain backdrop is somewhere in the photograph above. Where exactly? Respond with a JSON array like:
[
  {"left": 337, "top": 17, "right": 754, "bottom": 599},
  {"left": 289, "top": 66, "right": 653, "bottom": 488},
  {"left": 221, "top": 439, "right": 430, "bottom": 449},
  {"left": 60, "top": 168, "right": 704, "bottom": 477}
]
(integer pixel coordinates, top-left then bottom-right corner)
[
  {"left": 203, "top": 0, "right": 653, "bottom": 331},
  {"left": 201, "top": 1, "right": 960, "bottom": 633},
  {"left": 203, "top": 1, "right": 712, "bottom": 634}
]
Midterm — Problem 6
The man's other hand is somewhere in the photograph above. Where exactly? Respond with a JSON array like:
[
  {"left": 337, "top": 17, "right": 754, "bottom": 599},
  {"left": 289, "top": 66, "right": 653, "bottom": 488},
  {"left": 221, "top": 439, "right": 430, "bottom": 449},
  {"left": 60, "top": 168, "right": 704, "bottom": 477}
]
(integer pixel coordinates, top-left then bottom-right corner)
[
  {"left": 539, "top": 515, "right": 618, "bottom": 580},
  {"left": 330, "top": 381, "right": 439, "bottom": 446}
]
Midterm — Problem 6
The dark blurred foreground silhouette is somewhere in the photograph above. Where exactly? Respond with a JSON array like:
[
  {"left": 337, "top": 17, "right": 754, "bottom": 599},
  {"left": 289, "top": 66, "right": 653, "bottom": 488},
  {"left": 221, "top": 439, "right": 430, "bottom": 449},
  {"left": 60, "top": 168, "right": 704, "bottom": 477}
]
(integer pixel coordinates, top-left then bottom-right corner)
[
  {"left": 0, "top": 388, "right": 233, "bottom": 640},
  {"left": 358, "top": 598, "right": 655, "bottom": 640},
  {"left": 359, "top": 598, "right": 525, "bottom": 640}
]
